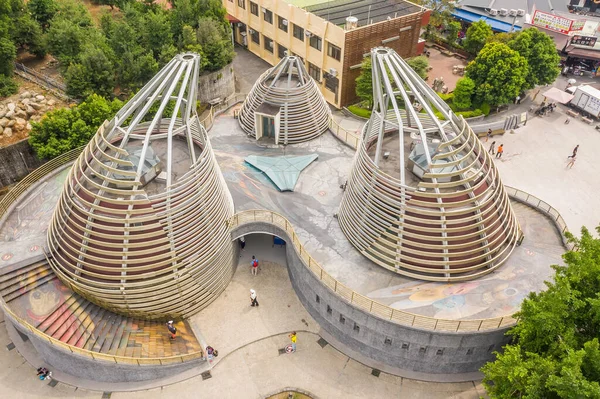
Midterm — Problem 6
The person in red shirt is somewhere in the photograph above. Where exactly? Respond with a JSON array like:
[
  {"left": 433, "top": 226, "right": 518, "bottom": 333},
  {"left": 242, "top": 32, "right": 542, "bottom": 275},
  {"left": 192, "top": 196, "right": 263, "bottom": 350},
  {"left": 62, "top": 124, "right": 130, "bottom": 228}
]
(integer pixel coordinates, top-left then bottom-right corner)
[{"left": 495, "top": 144, "right": 504, "bottom": 159}]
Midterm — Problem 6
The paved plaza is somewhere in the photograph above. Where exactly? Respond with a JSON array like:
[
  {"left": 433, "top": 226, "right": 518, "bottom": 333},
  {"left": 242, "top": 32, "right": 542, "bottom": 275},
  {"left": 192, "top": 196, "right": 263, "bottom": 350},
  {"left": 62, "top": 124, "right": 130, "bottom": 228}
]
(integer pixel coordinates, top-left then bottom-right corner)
[{"left": 1, "top": 48, "right": 600, "bottom": 398}]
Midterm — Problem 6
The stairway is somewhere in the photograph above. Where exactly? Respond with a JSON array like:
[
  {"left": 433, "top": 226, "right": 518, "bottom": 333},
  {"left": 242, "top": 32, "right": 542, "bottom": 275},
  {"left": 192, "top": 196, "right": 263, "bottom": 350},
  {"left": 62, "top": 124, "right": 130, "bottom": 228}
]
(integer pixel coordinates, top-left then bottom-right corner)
[{"left": 0, "top": 261, "right": 202, "bottom": 358}]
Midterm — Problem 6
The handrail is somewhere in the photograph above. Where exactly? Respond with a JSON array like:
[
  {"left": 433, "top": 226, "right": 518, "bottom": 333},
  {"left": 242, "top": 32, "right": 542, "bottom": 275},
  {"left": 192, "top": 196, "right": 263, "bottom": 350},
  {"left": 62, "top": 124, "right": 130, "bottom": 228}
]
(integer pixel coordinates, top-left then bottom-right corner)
[
  {"left": 199, "top": 93, "right": 247, "bottom": 131},
  {"left": 328, "top": 117, "right": 360, "bottom": 149},
  {"left": 229, "top": 209, "right": 520, "bottom": 332}
]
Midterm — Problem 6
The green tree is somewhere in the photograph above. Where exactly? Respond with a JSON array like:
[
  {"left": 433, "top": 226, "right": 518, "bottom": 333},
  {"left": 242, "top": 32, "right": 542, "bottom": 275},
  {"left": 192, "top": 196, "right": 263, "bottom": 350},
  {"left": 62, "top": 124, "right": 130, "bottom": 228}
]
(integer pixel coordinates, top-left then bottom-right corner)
[
  {"left": 0, "top": 37, "right": 16, "bottom": 76},
  {"left": 452, "top": 77, "right": 475, "bottom": 110},
  {"left": 65, "top": 45, "right": 115, "bottom": 98},
  {"left": 406, "top": 56, "right": 429, "bottom": 80},
  {"left": 464, "top": 20, "right": 493, "bottom": 55},
  {"left": 12, "top": 15, "right": 46, "bottom": 57},
  {"left": 27, "top": 0, "right": 57, "bottom": 30},
  {"left": 196, "top": 17, "right": 233, "bottom": 71},
  {"left": 355, "top": 56, "right": 373, "bottom": 108},
  {"left": 415, "top": 0, "right": 454, "bottom": 38},
  {"left": 466, "top": 42, "right": 527, "bottom": 106},
  {"left": 45, "top": 18, "right": 87, "bottom": 64},
  {"left": 445, "top": 21, "right": 461, "bottom": 45},
  {"left": 29, "top": 94, "right": 123, "bottom": 159},
  {"left": 0, "top": 73, "right": 17, "bottom": 97},
  {"left": 507, "top": 28, "right": 560, "bottom": 88},
  {"left": 482, "top": 226, "right": 600, "bottom": 398}
]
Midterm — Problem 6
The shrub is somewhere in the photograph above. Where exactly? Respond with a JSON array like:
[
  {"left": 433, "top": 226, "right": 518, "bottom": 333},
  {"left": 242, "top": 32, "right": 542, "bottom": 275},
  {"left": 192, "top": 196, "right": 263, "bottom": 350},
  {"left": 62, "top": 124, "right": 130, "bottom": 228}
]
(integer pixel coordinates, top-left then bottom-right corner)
[
  {"left": 480, "top": 102, "right": 491, "bottom": 115},
  {"left": 456, "top": 109, "right": 483, "bottom": 118},
  {"left": 437, "top": 92, "right": 454, "bottom": 102},
  {"left": 0, "top": 75, "right": 18, "bottom": 98}
]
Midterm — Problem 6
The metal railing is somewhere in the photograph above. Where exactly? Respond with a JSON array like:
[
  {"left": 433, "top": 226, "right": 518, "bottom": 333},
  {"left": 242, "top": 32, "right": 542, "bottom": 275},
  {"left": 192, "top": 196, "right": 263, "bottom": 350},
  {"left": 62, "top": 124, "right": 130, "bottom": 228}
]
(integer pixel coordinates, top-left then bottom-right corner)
[
  {"left": 199, "top": 93, "right": 247, "bottom": 131},
  {"left": 13, "top": 62, "right": 77, "bottom": 103},
  {"left": 230, "top": 209, "right": 520, "bottom": 332},
  {"left": 505, "top": 186, "right": 577, "bottom": 251},
  {"left": 0, "top": 149, "right": 206, "bottom": 366},
  {"left": 328, "top": 117, "right": 360, "bottom": 149}
]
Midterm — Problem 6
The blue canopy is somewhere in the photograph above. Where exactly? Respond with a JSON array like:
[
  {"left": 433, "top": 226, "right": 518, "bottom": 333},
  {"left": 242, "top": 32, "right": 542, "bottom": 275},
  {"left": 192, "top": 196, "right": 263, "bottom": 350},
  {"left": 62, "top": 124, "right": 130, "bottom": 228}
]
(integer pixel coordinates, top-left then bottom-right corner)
[{"left": 452, "top": 9, "right": 522, "bottom": 33}]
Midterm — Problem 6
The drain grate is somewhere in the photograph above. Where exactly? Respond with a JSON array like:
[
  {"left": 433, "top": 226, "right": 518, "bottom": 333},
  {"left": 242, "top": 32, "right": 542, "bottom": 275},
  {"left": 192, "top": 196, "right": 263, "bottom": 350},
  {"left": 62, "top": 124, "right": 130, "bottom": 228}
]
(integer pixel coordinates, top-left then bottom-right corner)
[
  {"left": 317, "top": 338, "right": 328, "bottom": 348},
  {"left": 6, "top": 342, "right": 15, "bottom": 351},
  {"left": 48, "top": 379, "right": 59, "bottom": 388},
  {"left": 201, "top": 371, "right": 212, "bottom": 380},
  {"left": 371, "top": 369, "right": 381, "bottom": 377},
  {"left": 278, "top": 348, "right": 286, "bottom": 355}
]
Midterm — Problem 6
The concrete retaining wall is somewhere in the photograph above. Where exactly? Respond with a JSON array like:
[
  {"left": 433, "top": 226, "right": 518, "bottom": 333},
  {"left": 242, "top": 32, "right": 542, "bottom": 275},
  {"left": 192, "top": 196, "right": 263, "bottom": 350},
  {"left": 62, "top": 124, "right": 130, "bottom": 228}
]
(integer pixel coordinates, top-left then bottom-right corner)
[
  {"left": 5, "top": 309, "right": 206, "bottom": 383},
  {"left": 232, "top": 222, "right": 511, "bottom": 375},
  {"left": 0, "top": 139, "right": 44, "bottom": 188},
  {"left": 197, "top": 63, "right": 235, "bottom": 104}
]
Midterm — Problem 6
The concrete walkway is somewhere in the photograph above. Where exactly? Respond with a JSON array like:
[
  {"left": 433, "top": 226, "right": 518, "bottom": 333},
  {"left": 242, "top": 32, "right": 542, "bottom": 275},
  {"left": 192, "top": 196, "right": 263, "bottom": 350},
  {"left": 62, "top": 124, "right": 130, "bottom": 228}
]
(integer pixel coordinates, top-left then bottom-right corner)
[{"left": 0, "top": 235, "right": 487, "bottom": 398}]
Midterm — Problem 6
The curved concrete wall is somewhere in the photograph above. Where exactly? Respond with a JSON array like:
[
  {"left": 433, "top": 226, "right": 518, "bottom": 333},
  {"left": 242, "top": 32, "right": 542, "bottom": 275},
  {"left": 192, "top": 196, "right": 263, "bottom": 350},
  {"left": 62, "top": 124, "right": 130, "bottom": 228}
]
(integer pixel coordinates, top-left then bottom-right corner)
[
  {"left": 232, "top": 222, "right": 511, "bottom": 375},
  {"left": 5, "top": 311, "right": 205, "bottom": 383}
]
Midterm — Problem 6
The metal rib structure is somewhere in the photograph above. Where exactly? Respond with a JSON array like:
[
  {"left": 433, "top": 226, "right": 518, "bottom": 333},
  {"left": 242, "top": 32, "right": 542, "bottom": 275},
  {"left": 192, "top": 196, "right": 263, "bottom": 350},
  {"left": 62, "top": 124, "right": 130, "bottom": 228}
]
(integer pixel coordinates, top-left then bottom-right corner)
[
  {"left": 47, "top": 53, "right": 235, "bottom": 319},
  {"left": 238, "top": 56, "right": 331, "bottom": 144},
  {"left": 338, "top": 48, "right": 521, "bottom": 282}
]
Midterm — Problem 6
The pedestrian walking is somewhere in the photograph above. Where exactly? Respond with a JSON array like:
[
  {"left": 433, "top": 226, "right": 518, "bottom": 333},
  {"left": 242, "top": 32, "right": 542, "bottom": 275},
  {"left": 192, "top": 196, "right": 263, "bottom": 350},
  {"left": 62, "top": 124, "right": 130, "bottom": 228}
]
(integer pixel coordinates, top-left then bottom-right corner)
[
  {"left": 239, "top": 235, "right": 246, "bottom": 256},
  {"left": 251, "top": 255, "right": 259, "bottom": 276},
  {"left": 166, "top": 320, "right": 177, "bottom": 340},
  {"left": 486, "top": 128, "right": 492, "bottom": 142},
  {"left": 515, "top": 95, "right": 521, "bottom": 104},
  {"left": 568, "top": 145, "right": 579, "bottom": 158},
  {"left": 488, "top": 141, "right": 496, "bottom": 155},
  {"left": 565, "top": 117, "right": 571, "bottom": 124},
  {"left": 250, "top": 289, "right": 259, "bottom": 307},
  {"left": 289, "top": 331, "right": 297, "bottom": 352},
  {"left": 496, "top": 144, "right": 504, "bottom": 159},
  {"left": 567, "top": 155, "right": 576, "bottom": 169}
]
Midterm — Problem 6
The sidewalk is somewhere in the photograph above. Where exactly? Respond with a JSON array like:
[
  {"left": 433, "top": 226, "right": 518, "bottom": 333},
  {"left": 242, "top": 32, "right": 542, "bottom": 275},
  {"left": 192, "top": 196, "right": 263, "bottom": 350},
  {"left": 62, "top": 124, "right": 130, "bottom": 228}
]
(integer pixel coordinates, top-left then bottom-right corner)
[{"left": 0, "top": 234, "right": 487, "bottom": 398}]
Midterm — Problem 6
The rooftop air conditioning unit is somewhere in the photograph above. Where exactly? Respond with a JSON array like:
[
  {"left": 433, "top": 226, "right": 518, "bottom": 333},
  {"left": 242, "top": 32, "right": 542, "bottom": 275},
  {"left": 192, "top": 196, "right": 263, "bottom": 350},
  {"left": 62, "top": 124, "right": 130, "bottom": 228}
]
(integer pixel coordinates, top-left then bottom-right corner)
[
  {"left": 249, "top": 28, "right": 255, "bottom": 34},
  {"left": 329, "top": 68, "right": 338, "bottom": 76},
  {"left": 305, "top": 31, "right": 313, "bottom": 37},
  {"left": 508, "top": 9, "right": 517, "bottom": 16},
  {"left": 261, "top": 7, "right": 267, "bottom": 13},
  {"left": 282, "top": 19, "right": 288, "bottom": 26},
  {"left": 516, "top": 9, "right": 525, "bottom": 16},
  {"left": 489, "top": 8, "right": 498, "bottom": 16},
  {"left": 499, "top": 8, "right": 508, "bottom": 16},
  {"left": 268, "top": 41, "right": 273, "bottom": 48},
  {"left": 237, "top": 22, "right": 243, "bottom": 27}
]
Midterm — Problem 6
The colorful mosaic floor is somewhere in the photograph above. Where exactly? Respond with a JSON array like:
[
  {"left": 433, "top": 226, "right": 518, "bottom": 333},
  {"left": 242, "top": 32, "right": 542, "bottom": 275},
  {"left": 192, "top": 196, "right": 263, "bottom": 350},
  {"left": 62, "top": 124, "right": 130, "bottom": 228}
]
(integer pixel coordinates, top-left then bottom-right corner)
[{"left": 0, "top": 262, "right": 202, "bottom": 358}]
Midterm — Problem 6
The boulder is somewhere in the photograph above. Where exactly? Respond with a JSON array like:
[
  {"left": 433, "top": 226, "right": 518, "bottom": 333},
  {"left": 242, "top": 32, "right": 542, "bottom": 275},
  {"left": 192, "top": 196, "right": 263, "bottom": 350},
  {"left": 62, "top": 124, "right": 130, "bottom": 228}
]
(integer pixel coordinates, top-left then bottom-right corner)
[
  {"left": 26, "top": 122, "right": 32, "bottom": 131},
  {"left": 35, "top": 95, "right": 45, "bottom": 101},
  {"left": 47, "top": 99, "right": 56, "bottom": 106},
  {"left": 29, "top": 102, "right": 42, "bottom": 110},
  {"left": 7, "top": 102, "right": 15, "bottom": 112},
  {"left": 0, "top": 111, "right": 6, "bottom": 119},
  {"left": 3, "top": 127, "right": 12, "bottom": 137},
  {"left": 7, "top": 120, "right": 15, "bottom": 127},
  {"left": 21, "top": 98, "right": 30, "bottom": 106},
  {"left": 5, "top": 110, "right": 14, "bottom": 119},
  {"left": 40, "top": 99, "right": 47, "bottom": 105},
  {"left": 0, "top": 118, "right": 8, "bottom": 127},
  {"left": 20, "top": 91, "right": 32, "bottom": 99},
  {"left": 14, "top": 109, "right": 27, "bottom": 119},
  {"left": 25, "top": 105, "right": 36, "bottom": 116}
]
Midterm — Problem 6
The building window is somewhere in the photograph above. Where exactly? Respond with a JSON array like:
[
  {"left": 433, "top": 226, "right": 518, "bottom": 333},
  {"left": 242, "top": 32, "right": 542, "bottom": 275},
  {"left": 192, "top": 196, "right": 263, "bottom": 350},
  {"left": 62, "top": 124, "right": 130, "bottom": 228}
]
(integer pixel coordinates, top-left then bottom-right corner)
[
  {"left": 325, "top": 74, "right": 338, "bottom": 94},
  {"left": 309, "top": 34, "right": 322, "bottom": 51},
  {"left": 401, "top": 343, "right": 409, "bottom": 349},
  {"left": 308, "top": 62, "right": 320, "bottom": 81},
  {"left": 327, "top": 43, "right": 341, "bottom": 61},
  {"left": 264, "top": 36, "right": 273, "bottom": 53},
  {"left": 353, "top": 322, "right": 360, "bottom": 333},
  {"left": 278, "top": 16, "right": 288, "bottom": 32},
  {"left": 251, "top": 30, "right": 259, "bottom": 44},
  {"left": 278, "top": 44, "right": 287, "bottom": 59},
  {"left": 339, "top": 314, "right": 345, "bottom": 324},
  {"left": 436, "top": 349, "right": 444, "bottom": 356},
  {"left": 250, "top": 1, "right": 258, "bottom": 16},
  {"left": 263, "top": 8, "right": 273, "bottom": 24},
  {"left": 384, "top": 337, "right": 392, "bottom": 345},
  {"left": 237, "top": 0, "right": 245, "bottom": 9},
  {"left": 326, "top": 305, "right": 332, "bottom": 315},
  {"left": 293, "top": 24, "right": 304, "bottom": 41}
]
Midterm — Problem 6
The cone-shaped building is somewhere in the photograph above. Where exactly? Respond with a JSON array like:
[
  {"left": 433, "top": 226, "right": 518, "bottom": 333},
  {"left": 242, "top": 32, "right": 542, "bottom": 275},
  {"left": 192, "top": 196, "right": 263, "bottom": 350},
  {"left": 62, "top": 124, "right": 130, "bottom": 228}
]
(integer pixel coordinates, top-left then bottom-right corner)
[
  {"left": 338, "top": 48, "right": 521, "bottom": 282},
  {"left": 47, "top": 53, "right": 236, "bottom": 319},
  {"left": 238, "top": 56, "right": 331, "bottom": 144}
]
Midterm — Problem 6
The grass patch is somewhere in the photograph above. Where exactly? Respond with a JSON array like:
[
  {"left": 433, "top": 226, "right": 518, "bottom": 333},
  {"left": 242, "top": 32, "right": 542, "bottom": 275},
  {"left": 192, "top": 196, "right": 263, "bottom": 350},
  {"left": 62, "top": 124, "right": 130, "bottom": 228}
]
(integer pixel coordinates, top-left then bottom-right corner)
[{"left": 347, "top": 105, "right": 372, "bottom": 118}]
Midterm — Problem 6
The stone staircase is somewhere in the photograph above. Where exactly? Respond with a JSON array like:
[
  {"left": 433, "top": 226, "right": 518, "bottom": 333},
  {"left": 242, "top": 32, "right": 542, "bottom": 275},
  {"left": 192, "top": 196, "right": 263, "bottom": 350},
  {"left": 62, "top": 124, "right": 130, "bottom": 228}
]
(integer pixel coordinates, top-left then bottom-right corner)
[{"left": 0, "top": 261, "right": 202, "bottom": 358}]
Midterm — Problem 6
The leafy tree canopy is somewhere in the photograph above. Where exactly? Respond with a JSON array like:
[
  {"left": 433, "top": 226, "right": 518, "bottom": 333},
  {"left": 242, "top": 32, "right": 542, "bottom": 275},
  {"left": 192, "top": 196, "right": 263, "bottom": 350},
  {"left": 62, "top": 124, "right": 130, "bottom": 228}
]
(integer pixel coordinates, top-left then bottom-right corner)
[
  {"left": 452, "top": 76, "right": 475, "bottom": 110},
  {"left": 29, "top": 94, "right": 123, "bottom": 159},
  {"left": 482, "top": 226, "right": 600, "bottom": 398},
  {"left": 406, "top": 56, "right": 429, "bottom": 80},
  {"left": 355, "top": 56, "right": 373, "bottom": 108},
  {"left": 506, "top": 27, "right": 560, "bottom": 89},
  {"left": 28, "top": 0, "right": 58, "bottom": 30},
  {"left": 466, "top": 42, "right": 527, "bottom": 106},
  {"left": 464, "top": 20, "right": 493, "bottom": 55}
]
